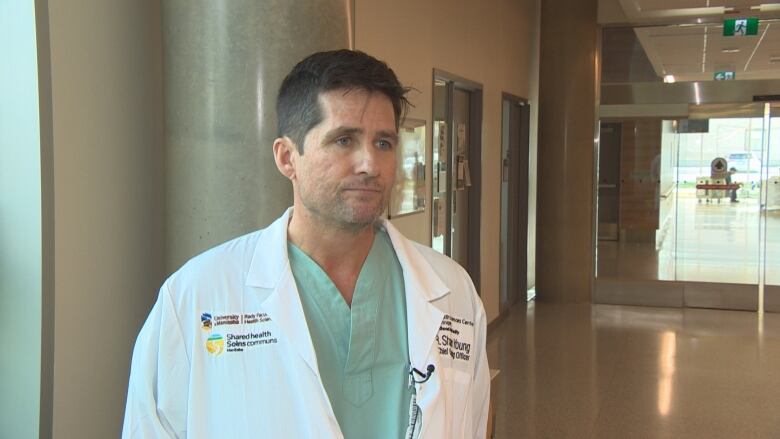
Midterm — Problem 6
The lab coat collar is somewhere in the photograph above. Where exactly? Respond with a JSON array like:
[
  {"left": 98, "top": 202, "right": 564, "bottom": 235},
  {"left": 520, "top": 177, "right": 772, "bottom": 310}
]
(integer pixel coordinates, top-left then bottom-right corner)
[
  {"left": 377, "top": 218, "right": 449, "bottom": 303},
  {"left": 245, "top": 208, "right": 451, "bottom": 302},
  {"left": 245, "top": 207, "right": 293, "bottom": 289},
  {"left": 244, "top": 208, "right": 450, "bottom": 381}
]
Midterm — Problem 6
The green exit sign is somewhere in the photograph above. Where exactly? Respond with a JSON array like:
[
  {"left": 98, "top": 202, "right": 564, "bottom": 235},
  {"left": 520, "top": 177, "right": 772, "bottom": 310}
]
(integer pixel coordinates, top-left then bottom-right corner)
[
  {"left": 723, "top": 18, "right": 759, "bottom": 36},
  {"left": 714, "top": 71, "right": 735, "bottom": 81}
]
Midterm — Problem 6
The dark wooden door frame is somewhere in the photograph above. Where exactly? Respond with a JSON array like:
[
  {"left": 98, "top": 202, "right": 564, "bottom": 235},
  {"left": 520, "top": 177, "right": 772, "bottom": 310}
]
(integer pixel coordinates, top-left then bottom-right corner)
[
  {"left": 501, "top": 92, "right": 530, "bottom": 311},
  {"left": 432, "top": 69, "right": 483, "bottom": 293}
]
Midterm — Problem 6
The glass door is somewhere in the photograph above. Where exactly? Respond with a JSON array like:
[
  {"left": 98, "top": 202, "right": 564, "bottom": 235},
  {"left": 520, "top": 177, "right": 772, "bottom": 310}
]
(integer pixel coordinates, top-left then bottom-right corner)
[
  {"left": 431, "top": 80, "right": 450, "bottom": 255},
  {"left": 595, "top": 105, "right": 777, "bottom": 311},
  {"left": 431, "top": 77, "right": 476, "bottom": 269},
  {"left": 673, "top": 112, "right": 764, "bottom": 287},
  {"left": 764, "top": 105, "right": 780, "bottom": 311}
]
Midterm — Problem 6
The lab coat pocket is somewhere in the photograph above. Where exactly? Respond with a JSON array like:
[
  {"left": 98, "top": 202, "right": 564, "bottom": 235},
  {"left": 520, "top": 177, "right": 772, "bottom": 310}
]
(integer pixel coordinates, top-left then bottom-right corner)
[
  {"left": 439, "top": 367, "right": 472, "bottom": 385},
  {"left": 434, "top": 366, "right": 473, "bottom": 439}
]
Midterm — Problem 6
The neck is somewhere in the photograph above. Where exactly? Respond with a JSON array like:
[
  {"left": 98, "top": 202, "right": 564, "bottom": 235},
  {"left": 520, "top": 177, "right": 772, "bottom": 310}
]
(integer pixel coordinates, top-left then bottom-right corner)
[{"left": 287, "top": 207, "right": 378, "bottom": 305}]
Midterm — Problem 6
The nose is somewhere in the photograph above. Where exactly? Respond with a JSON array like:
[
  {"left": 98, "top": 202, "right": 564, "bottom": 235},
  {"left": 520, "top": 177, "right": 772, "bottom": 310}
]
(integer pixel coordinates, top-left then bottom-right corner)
[{"left": 354, "top": 143, "right": 381, "bottom": 177}]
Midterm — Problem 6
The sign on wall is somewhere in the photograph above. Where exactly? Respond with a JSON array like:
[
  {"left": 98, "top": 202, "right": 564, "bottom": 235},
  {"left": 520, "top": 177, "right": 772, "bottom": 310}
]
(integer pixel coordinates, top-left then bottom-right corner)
[
  {"left": 723, "top": 18, "right": 758, "bottom": 36},
  {"left": 714, "top": 71, "right": 736, "bottom": 81}
]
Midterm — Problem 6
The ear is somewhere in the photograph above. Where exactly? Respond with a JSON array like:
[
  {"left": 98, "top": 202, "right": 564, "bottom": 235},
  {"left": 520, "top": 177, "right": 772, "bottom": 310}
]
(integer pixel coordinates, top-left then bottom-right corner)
[{"left": 273, "top": 136, "right": 298, "bottom": 181}]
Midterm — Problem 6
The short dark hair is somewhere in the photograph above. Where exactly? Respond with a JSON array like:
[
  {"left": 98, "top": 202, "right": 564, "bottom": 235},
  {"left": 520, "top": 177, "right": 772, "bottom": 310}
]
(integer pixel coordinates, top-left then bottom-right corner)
[{"left": 276, "top": 49, "right": 411, "bottom": 153}]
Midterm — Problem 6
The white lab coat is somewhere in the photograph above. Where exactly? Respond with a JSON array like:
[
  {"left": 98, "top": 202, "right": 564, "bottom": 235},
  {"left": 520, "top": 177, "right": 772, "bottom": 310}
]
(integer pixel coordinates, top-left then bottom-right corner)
[{"left": 123, "top": 208, "right": 490, "bottom": 438}]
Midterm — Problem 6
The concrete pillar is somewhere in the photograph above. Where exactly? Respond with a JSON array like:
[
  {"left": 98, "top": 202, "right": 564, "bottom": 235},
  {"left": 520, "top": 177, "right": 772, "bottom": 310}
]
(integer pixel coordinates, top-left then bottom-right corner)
[
  {"left": 164, "top": 1, "right": 351, "bottom": 271},
  {"left": 535, "top": 0, "right": 598, "bottom": 302}
]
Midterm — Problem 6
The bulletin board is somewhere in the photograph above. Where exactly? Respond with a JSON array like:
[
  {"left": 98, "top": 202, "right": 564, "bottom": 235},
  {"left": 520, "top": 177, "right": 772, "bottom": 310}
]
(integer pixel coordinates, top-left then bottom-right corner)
[{"left": 388, "top": 119, "right": 427, "bottom": 218}]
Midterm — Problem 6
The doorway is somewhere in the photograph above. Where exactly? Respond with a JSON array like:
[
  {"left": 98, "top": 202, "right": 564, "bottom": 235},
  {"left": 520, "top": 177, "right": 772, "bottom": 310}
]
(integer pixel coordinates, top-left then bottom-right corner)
[
  {"left": 499, "top": 94, "right": 530, "bottom": 312},
  {"left": 594, "top": 103, "right": 780, "bottom": 312},
  {"left": 431, "top": 71, "right": 483, "bottom": 291}
]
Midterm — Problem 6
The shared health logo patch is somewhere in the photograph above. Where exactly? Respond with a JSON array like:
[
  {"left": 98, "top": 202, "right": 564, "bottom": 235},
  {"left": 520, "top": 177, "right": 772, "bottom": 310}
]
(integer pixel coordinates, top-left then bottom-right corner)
[{"left": 206, "top": 333, "right": 224, "bottom": 356}]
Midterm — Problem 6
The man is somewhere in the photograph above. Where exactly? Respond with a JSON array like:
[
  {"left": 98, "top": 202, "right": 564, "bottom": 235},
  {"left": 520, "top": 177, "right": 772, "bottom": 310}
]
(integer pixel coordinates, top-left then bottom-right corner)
[
  {"left": 123, "top": 50, "right": 489, "bottom": 439},
  {"left": 726, "top": 167, "right": 739, "bottom": 203}
]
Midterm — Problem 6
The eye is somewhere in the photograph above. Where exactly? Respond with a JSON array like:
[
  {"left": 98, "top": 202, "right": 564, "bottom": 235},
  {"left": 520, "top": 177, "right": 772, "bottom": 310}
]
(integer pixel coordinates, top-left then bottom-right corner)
[
  {"left": 377, "top": 139, "right": 395, "bottom": 151},
  {"left": 335, "top": 136, "right": 352, "bottom": 147}
]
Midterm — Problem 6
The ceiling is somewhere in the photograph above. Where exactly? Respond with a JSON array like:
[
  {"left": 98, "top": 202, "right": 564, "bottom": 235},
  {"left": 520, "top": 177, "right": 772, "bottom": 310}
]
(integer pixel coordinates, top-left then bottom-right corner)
[
  {"left": 636, "top": 20, "right": 780, "bottom": 82},
  {"left": 600, "top": 0, "right": 780, "bottom": 24},
  {"left": 600, "top": 0, "right": 780, "bottom": 83}
]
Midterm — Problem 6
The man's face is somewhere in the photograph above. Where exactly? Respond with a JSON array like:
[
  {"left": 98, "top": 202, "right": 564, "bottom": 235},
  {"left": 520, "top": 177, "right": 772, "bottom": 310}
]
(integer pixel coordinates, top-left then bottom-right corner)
[{"left": 290, "top": 88, "right": 398, "bottom": 230}]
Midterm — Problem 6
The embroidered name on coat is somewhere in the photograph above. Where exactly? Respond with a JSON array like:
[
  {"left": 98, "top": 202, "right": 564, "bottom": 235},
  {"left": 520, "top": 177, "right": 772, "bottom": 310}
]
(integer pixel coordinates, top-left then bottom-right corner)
[{"left": 435, "top": 314, "right": 474, "bottom": 362}]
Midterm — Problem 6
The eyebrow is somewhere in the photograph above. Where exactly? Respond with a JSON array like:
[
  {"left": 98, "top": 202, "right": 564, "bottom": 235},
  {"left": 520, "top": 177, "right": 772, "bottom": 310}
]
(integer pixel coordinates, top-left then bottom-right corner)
[
  {"left": 376, "top": 130, "right": 400, "bottom": 144},
  {"left": 322, "top": 126, "right": 399, "bottom": 144},
  {"left": 323, "top": 126, "right": 363, "bottom": 142}
]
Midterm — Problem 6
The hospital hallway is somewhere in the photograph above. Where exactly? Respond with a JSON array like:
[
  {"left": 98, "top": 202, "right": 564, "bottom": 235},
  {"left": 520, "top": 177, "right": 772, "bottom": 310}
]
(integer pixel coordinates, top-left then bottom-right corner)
[{"left": 486, "top": 301, "right": 780, "bottom": 438}]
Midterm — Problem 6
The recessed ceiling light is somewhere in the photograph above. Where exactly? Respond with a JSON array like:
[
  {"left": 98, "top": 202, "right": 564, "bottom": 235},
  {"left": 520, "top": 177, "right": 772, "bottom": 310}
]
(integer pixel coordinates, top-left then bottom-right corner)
[
  {"left": 664, "top": 75, "right": 676, "bottom": 83},
  {"left": 722, "top": 48, "right": 741, "bottom": 53}
]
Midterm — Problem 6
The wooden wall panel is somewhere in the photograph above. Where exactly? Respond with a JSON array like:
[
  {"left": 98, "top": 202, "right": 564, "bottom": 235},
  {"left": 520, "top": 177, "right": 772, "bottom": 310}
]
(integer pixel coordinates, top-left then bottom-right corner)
[{"left": 620, "top": 119, "right": 662, "bottom": 231}]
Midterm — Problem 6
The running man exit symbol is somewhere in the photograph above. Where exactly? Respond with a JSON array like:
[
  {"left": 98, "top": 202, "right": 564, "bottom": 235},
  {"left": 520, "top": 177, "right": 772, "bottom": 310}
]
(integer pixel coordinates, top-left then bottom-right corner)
[
  {"left": 714, "top": 71, "right": 735, "bottom": 81},
  {"left": 723, "top": 18, "right": 758, "bottom": 36},
  {"left": 736, "top": 19, "right": 747, "bottom": 35}
]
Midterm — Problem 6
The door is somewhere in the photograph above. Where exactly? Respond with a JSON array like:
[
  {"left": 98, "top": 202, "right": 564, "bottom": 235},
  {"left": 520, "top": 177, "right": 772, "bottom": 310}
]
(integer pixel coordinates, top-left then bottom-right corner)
[
  {"left": 765, "top": 104, "right": 780, "bottom": 311},
  {"left": 431, "top": 80, "right": 450, "bottom": 255},
  {"left": 430, "top": 72, "right": 482, "bottom": 291},
  {"left": 500, "top": 95, "right": 530, "bottom": 312},
  {"left": 672, "top": 110, "right": 765, "bottom": 309},
  {"left": 451, "top": 88, "right": 470, "bottom": 267},
  {"left": 596, "top": 105, "right": 779, "bottom": 311}
]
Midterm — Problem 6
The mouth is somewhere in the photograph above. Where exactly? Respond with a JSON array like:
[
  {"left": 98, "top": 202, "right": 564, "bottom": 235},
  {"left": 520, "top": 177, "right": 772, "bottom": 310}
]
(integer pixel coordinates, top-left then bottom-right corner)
[
  {"left": 344, "top": 188, "right": 381, "bottom": 192},
  {"left": 341, "top": 187, "right": 384, "bottom": 202},
  {"left": 342, "top": 186, "right": 382, "bottom": 193}
]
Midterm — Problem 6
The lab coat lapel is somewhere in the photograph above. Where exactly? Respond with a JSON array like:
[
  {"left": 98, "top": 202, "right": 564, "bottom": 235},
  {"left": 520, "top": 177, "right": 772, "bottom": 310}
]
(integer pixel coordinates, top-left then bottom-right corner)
[
  {"left": 245, "top": 208, "right": 319, "bottom": 376},
  {"left": 260, "top": 270, "right": 319, "bottom": 374},
  {"left": 381, "top": 221, "right": 448, "bottom": 372},
  {"left": 383, "top": 222, "right": 454, "bottom": 438}
]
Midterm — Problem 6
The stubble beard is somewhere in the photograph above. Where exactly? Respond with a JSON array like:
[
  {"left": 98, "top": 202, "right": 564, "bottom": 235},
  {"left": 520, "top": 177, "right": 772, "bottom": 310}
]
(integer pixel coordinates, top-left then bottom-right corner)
[{"left": 299, "top": 182, "right": 388, "bottom": 233}]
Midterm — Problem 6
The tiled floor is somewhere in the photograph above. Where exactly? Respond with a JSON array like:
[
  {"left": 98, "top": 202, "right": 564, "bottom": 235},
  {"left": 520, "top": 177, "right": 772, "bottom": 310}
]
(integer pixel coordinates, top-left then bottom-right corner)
[{"left": 486, "top": 301, "right": 780, "bottom": 438}]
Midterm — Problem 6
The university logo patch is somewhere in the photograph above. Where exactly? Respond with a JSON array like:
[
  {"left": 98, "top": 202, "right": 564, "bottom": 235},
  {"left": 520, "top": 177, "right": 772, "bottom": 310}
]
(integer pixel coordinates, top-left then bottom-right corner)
[{"left": 201, "top": 312, "right": 213, "bottom": 331}]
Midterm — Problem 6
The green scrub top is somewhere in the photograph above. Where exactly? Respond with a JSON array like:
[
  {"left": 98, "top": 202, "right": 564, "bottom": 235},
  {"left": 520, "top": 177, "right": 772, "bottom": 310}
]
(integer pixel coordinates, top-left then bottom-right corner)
[{"left": 288, "top": 229, "right": 412, "bottom": 439}]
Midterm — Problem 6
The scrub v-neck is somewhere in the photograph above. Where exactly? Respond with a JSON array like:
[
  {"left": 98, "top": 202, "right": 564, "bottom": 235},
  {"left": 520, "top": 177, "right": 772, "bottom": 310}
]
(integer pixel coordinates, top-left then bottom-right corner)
[{"left": 287, "top": 229, "right": 412, "bottom": 438}]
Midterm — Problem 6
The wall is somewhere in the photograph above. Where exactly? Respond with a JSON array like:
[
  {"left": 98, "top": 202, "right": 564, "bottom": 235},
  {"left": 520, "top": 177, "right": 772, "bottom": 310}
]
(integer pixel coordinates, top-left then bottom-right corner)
[
  {"left": 44, "top": 1, "right": 165, "bottom": 437},
  {"left": 356, "top": 0, "right": 541, "bottom": 322},
  {"left": 0, "top": 1, "right": 42, "bottom": 436},
  {"left": 597, "top": 0, "right": 629, "bottom": 24}
]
